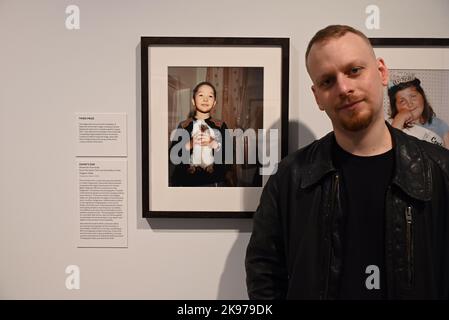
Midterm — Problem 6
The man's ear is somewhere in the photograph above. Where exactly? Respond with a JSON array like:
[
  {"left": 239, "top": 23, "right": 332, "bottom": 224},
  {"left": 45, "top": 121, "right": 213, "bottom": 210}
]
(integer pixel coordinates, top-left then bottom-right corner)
[
  {"left": 311, "top": 85, "right": 325, "bottom": 111},
  {"left": 377, "top": 58, "right": 389, "bottom": 87}
]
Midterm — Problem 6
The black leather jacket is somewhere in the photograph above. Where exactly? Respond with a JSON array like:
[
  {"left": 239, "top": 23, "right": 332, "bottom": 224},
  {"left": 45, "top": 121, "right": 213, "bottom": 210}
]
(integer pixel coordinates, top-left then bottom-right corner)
[{"left": 245, "top": 124, "right": 449, "bottom": 299}]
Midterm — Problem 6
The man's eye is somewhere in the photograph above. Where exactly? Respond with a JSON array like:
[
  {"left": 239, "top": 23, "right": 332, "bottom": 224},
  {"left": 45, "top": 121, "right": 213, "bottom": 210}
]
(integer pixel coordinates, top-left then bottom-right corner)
[
  {"left": 320, "top": 78, "right": 333, "bottom": 87},
  {"left": 350, "top": 67, "right": 362, "bottom": 75}
]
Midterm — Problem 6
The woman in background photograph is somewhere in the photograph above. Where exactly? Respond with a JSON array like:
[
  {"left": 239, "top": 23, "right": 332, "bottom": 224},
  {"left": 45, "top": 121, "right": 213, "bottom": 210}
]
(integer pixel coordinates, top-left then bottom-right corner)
[{"left": 388, "top": 72, "right": 449, "bottom": 148}]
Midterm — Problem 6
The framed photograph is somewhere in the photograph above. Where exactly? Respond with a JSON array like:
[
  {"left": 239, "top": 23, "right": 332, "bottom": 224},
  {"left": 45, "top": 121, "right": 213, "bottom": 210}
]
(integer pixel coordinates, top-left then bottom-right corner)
[
  {"left": 141, "top": 37, "right": 289, "bottom": 218},
  {"left": 370, "top": 38, "right": 449, "bottom": 148}
]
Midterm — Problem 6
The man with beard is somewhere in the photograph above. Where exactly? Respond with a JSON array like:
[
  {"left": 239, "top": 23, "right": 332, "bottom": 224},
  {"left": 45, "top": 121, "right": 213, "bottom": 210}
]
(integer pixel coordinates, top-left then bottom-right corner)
[{"left": 245, "top": 25, "right": 449, "bottom": 299}]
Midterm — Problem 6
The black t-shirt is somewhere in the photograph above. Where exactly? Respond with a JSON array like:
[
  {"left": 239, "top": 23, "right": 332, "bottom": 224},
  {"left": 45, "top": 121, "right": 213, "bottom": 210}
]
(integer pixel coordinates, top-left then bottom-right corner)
[{"left": 333, "top": 142, "right": 394, "bottom": 300}]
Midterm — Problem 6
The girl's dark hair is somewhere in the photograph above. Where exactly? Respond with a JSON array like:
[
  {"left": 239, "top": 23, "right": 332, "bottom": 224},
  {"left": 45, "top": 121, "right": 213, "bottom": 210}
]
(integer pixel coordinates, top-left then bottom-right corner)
[
  {"left": 192, "top": 81, "right": 217, "bottom": 99},
  {"left": 388, "top": 78, "right": 435, "bottom": 124}
]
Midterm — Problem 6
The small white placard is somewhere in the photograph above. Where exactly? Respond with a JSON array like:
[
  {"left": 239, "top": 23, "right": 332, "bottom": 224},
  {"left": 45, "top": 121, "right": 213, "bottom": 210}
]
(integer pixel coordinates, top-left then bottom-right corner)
[
  {"left": 77, "top": 159, "right": 128, "bottom": 248},
  {"left": 76, "top": 113, "right": 127, "bottom": 157}
]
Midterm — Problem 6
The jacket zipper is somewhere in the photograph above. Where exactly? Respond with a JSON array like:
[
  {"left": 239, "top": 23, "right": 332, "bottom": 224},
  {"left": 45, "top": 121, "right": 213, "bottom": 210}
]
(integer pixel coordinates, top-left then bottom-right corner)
[
  {"left": 324, "top": 173, "right": 339, "bottom": 299},
  {"left": 405, "top": 206, "right": 414, "bottom": 287}
]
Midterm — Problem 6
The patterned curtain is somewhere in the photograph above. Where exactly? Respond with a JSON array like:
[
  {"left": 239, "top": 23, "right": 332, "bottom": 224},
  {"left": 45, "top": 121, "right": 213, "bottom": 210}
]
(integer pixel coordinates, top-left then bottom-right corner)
[
  {"left": 206, "top": 67, "right": 249, "bottom": 130},
  {"left": 206, "top": 67, "right": 263, "bottom": 186}
]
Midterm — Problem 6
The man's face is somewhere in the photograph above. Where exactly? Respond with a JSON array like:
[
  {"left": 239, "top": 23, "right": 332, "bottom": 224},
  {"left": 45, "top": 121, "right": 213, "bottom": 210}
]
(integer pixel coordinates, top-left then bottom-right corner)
[{"left": 306, "top": 32, "right": 389, "bottom": 132}]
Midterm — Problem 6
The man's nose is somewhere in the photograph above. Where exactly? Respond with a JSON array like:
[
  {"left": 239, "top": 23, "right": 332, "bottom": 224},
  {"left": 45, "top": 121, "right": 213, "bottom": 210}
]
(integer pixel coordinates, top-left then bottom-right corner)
[{"left": 336, "top": 75, "right": 354, "bottom": 98}]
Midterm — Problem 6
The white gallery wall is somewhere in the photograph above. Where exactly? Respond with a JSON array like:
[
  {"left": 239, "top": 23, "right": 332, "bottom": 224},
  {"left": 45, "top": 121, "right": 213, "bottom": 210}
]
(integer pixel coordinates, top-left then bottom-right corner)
[{"left": 1, "top": 0, "right": 448, "bottom": 299}]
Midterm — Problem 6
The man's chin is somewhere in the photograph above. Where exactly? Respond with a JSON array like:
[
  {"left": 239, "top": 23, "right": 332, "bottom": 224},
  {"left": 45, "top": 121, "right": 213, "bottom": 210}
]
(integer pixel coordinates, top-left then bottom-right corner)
[{"left": 340, "top": 112, "right": 373, "bottom": 132}]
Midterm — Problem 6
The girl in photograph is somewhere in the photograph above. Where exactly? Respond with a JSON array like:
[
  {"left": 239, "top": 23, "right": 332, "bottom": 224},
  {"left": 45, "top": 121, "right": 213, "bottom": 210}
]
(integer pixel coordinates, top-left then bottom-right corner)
[
  {"left": 169, "top": 81, "right": 232, "bottom": 186},
  {"left": 388, "top": 72, "right": 449, "bottom": 148}
]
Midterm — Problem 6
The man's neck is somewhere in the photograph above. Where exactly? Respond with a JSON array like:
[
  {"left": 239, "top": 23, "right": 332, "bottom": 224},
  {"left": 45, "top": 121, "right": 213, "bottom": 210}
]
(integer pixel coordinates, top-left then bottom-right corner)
[{"left": 334, "top": 119, "right": 392, "bottom": 156}]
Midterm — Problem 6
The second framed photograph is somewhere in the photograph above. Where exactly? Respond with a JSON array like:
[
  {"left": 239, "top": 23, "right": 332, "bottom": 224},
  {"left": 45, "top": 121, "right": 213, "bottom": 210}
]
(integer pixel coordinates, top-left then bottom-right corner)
[
  {"left": 371, "top": 38, "right": 449, "bottom": 149},
  {"left": 141, "top": 37, "right": 289, "bottom": 218}
]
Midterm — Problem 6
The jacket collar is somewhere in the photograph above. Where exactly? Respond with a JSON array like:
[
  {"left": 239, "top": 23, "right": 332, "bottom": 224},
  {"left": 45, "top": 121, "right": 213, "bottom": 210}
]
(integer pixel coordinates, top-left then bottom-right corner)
[
  {"left": 388, "top": 123, "right": 432, "bottom": 201},
  {"left": 299, "top": 122, "right": 432, "bottom": 201},
  {"left": 299, "top": 132, "right": 335, "bottom": 189}
]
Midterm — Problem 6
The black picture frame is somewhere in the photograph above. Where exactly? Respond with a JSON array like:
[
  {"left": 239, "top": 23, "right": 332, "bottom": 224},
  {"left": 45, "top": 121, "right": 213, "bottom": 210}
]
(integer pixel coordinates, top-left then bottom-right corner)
[
  {"left": 141, "top": 37, "right": 289, "bottom": 218},
  {"left": 369, "top": 38, "right": 449, "bottom": 47}
]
